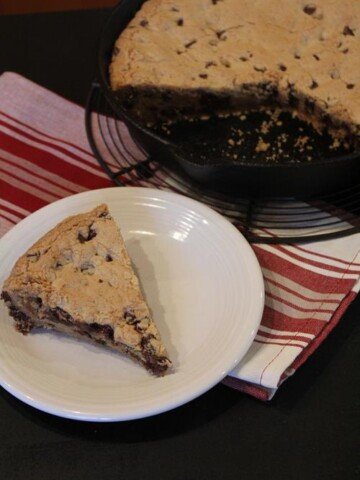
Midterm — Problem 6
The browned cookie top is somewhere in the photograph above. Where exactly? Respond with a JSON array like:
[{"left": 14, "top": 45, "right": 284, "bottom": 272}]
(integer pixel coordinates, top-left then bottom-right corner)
[
  {"left": 110, "top": 0, "right": 359, "bottom": 135},
  {"left": 3, "top": 204, "right": 170, "bottom": 365}
]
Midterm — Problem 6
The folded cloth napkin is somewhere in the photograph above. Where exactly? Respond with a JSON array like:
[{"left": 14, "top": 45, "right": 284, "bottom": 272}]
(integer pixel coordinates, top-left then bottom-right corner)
[{"left": 1, "top": 72, "right": 359, "bottom": 400}]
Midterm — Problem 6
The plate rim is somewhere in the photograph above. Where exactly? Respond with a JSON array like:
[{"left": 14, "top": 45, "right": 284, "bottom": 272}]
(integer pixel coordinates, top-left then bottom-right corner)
[{"left": 0, "top": 187, "right": 264, "bottom": 421}]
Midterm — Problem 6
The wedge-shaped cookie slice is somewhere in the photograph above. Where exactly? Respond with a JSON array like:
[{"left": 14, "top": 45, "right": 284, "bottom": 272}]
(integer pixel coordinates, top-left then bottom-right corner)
[{"left": 1, "top": 204, "right": 171, "bottom": 376}]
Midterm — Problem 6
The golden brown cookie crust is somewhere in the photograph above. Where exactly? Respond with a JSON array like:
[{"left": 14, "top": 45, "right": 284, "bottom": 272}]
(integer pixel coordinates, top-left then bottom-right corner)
[
  {"left": 110, "top": 0, "right": 359, "bottom": 140},
  {"left": 2, "top": 204, "right": 171, "bottom": 375}
]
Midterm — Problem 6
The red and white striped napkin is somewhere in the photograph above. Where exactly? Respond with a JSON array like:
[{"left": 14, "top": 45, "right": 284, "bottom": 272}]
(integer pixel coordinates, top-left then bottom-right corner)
[{"left": 1, "top": 72, "right": 360, "bottom": 400}]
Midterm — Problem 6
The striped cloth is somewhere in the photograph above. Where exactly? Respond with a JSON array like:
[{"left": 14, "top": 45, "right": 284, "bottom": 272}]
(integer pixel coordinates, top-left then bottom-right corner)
[{"left": 1, "top": 72, "right": 360, "bottom": 401}]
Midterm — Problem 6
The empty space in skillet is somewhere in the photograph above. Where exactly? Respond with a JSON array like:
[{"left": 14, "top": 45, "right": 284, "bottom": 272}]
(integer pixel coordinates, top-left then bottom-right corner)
[{"left": 150, "top": 108, "right": 353, "bottom": 166}]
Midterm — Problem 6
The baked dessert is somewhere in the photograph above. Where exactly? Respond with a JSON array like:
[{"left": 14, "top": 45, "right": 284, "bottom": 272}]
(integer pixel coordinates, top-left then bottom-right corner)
[
  {"left": 109, "top": 0, "right": 359, "bottom": 144},
  {"left": 1, "top": 204, "right": 171, "bottom": 376}
]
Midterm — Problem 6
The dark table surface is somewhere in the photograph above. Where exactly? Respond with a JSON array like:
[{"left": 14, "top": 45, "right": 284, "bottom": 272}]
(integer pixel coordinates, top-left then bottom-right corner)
[{"left": 0, "top": 8, "right": 359, "bottom": 480}]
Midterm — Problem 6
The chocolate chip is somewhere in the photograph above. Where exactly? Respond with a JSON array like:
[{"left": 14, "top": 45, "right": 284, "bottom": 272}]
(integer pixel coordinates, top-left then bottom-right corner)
[
  {"left": 89, "top": 323, "right": 114, "bottom": 341},
  {"left": 78, "top": 224, "right": 97, "bottom": 243},
  {"left": 34, "top": 297, "right": 42, "bottom": 307},
  {"left": 105, "top": 254, "right": 113, "bottom": 262},
  {"left": 199, "top": 73, "right": 208, "bottom": 79},
  {"left": 343, "top": 26, "right": 355, "bottom": 36},
  {"left": 140, "top": 19, "right": 149, "bottom": 27},
  {"left": 1, "top": 291, "right": 11, "bottom": 303},
  {"left": 313, "top": 54, "right": 320, "bottom": 61},
  {"left": 89, "top": 323, "right": 102, "bottom": 331},
  {"left": 80, "top": 262, "right": 94, "bottom": 272},
  {"left": 78, "top": 232, "right": 87, "bottom": 243},
  {"left": 144, "top": 355, "right": 169, "bottom": 375},
  {"left": 205, "top": 61, "right": 217, "bottom": 68},
  {"left": 303, "top": 4, "right": 316, "bottom": 15},
  {"left": 212, "top": 0, "right": 222, "bottom": 4},
  {"left": 27, "top": 251, "right": 40, "bottom": 262},
  {"left": 10, "top": 307, "right": 34, "bottom": 334},
  {"left": 216, "top": 30, "right": 227, "bottom": 40},
  {"left": 342, "top": 48, "right": 349, "bottom": 54},
  {"left": 156, "top": 357, "right": 170, "bottom": 367},
  {"left": 98, "top": 211, "right": 111, "bottom": 219},
  {"left": 309, "top": 79, "right": 318, "bottom": 89},
  {"left": 98, "top": 279, "right": 103, "bottom": 283},
  {"left": 103, "top": 326, "right": 114, "bottom": 341},
  {"left": 278, "top": 63, "right": 287, "bottom": 71},
  {"left": 10, "top": 307, "right": 28, "bottom": 323},
  {"left": 254, "top": 65, "right": 266, "bottom": 72},
  {"left": 220, "top": 58, "right": 231, "bottom": 68},
  {"left": 124, "top": 307, "right": 137, "bottom": 324},
  {"left": 135, "top": 322, "right": 146, "bottom": 333},
  {"left": 185, "top": 40, "right": 197, "bottom": 48},
  {"left": 177, "top": 18, "right": 184, "bottom": 26},
  {"left": 346, "top": 84, "right": 355, "bottom": 89}
]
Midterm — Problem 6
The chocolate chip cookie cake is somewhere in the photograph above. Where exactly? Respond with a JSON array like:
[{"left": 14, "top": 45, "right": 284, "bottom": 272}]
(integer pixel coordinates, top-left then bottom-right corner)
[
  {"left": 110, "top": 0, "right": 359, "bottom": 144},
  {"left": 1, "top": 204, "right": 171, "bottom": 376}
]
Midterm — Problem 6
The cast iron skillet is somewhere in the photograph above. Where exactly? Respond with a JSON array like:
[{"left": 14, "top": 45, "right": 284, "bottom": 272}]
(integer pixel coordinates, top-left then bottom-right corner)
[{"left": 98, "top": 0, "right": 360, "bottom": 198}]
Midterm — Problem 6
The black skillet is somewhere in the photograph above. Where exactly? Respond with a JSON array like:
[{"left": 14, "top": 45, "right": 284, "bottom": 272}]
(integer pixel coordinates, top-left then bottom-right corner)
[{"left": 97, "top": 0, "right": 360, "bottom": 198}]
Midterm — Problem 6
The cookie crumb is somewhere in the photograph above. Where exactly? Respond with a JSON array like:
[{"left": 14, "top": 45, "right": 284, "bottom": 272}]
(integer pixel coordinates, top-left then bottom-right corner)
[
  {"left": 295, "top": 136, "right": 310, "bottom": 149},
  {"left": 260, "top": 121, "right": 270, "bottom": 134},
  {"left": 330, "top": 138, "right": 341, "bottom": 149},
  {"left": 255, "top": 138, "right": 270, "bottom": 153}
]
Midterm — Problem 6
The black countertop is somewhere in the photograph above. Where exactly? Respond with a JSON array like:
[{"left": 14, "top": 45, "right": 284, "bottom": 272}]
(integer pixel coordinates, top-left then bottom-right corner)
[{"left": 0, "top": 9, "right": 359, "bottom": 480}]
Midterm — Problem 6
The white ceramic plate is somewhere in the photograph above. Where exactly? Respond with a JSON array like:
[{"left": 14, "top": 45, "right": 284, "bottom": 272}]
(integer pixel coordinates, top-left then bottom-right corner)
[{"left": 0, "top": 187, "right": 264, "bottom": 421}]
